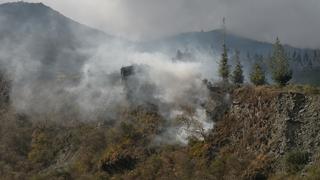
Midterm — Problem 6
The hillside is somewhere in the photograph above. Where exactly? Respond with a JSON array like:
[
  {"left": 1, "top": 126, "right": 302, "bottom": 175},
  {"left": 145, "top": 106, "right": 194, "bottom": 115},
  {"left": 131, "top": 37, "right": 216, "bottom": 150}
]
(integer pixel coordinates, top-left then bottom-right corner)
[
  {"left": 143, "top": 29, "right": 316, "bottom": 60},
  {"left": 209, "top": 86, "right": 320, "bottom": 179},
  {"left": 141, "top": 29, "right": 273, "bottom": 55},
  {"left": 1, "top": 63, "right": 320, "bottom": 179},
  {"left": 0, "top": 2, "right": 319, "bottom": 85},
  {"left": 141, "top": 30, "right": 320, "bottom": 85},
  {"left": 0, "top": 2, "right": 113, "bottom": 80},
  {"left": 1, "top": 2, "right": 320, "bottom": 180},
  {"left": 0, "top": 2, "right": 108, "bottom": 42}
]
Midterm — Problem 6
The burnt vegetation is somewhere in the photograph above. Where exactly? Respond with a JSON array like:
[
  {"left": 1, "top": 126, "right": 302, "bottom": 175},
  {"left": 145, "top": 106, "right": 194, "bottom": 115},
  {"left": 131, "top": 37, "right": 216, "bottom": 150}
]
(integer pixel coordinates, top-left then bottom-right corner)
[{"left": 1, "top": 66, "right": 320, "bottom": 180}]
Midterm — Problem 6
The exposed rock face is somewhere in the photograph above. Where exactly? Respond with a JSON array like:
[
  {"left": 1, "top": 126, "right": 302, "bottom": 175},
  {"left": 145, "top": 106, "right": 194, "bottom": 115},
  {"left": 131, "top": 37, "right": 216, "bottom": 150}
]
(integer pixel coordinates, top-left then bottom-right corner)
[
  {"left": 209, "top": 86, "right": 320, "bottom": 177},
  {"left": 279, "top": 93, "right": 320, "bottom": 153}
]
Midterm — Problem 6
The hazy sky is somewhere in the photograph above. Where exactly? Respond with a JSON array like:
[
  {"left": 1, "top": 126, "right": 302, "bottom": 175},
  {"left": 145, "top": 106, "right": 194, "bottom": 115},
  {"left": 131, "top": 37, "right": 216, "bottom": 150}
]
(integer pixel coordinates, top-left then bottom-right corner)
[{"left": 1, "top": 0, "right": 320, "bottom": 48}]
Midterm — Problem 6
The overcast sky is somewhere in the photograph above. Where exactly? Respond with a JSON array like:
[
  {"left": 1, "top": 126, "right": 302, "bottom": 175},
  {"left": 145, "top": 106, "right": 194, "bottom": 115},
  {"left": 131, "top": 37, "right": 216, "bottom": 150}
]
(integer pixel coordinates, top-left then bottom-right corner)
[{"left": 1, "top": 0, "right": 320, "bottom": 48}]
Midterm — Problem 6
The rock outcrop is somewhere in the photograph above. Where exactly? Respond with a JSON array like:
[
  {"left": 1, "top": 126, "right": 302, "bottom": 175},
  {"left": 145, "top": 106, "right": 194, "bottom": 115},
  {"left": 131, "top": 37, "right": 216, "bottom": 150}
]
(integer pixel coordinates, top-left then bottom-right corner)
[{"left": 209, "top": 86, "right": 320, "bottom": 178}]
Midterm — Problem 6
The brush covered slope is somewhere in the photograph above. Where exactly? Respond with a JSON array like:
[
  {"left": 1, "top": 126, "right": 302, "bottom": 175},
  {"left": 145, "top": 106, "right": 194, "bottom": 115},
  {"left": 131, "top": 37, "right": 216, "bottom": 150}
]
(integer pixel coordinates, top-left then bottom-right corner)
[{"left": 1, "top": 78, "right": 320, "bottom": 179}]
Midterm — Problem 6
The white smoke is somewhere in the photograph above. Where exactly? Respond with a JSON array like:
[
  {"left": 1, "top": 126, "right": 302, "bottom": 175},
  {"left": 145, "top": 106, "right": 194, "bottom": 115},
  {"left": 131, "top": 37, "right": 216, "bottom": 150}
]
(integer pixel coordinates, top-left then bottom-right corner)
[
  {"left": 62, "top": 41, "right": 216, "bottom": 144},
  {"left": 170, "top": 108, "right": 214, "bottom": 144},
  {"left": 0, "top": 1, "right": 227, "bottom": 144},
  {"left": 0, "top": 30, "right": 219, "bottom": 144}
]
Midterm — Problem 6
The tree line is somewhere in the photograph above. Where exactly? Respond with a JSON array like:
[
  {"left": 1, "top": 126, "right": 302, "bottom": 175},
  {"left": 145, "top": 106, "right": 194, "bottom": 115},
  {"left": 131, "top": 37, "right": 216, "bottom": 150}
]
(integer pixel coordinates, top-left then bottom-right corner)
[{"left": 218, "top": 37, "right": 293, "bottom": 86}]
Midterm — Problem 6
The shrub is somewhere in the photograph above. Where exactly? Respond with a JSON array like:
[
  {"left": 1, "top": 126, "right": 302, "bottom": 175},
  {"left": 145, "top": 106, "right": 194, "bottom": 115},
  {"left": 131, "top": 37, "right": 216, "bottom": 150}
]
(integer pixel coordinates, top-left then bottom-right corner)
[
  {"left": 303, "top": 85, "right": 320, "bottom": 94},
  {"left": 306, "top": 165, "right": 320, "bottom": 180},
  {"left": 250, "top": 63, "right": 266, "bottom": 86},
  {"left": 28, "top": 130, "right": 56, "bottom": 167},
  {"left": 285, "top": 150, "right": 309, "bottom": 173}
]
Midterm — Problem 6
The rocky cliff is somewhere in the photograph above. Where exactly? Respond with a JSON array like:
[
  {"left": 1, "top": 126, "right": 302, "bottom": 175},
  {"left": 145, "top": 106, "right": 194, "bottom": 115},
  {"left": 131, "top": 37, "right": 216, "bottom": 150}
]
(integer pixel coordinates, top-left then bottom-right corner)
[{"left": 208, "top": 86, "right": 320, "bottom": 179}]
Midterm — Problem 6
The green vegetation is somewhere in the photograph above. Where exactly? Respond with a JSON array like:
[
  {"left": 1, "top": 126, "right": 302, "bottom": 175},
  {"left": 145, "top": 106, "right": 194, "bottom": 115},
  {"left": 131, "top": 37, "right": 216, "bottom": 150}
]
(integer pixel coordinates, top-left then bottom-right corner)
[
  {"left": 270, "top": 38, "right": 293, "bottom": 86},
  {"left": 250, "top": 63, "right": 266, "bottom": 86},
  {"left": 232, "top": 50, "right": 244, "bottom": 85},
  {"left": 219, "top": 44, "right": 230, "bottom": 82},
  {"left": 221, "top": 38, "right": 294, "bottom": 87},
  {"left": 284, "top": 84, "right": 320, "bottom": 94},
  {"left": 284, "top": 150, "right": 309, "bottom": 173}
]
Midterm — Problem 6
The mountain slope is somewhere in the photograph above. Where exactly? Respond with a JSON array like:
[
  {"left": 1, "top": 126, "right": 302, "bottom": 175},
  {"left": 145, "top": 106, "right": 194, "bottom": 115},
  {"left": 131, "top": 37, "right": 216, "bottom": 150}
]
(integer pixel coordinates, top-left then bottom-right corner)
[
  {"left": 143, "top": 29, "right": 272, "bottom": 55},
  {"left": 0, "top": 2, "right": 319, "bottom": 85},
  {"left": 145, "top": 29, "right": 313, "bottom": 57},
  {"left": 0, "top": 2, "right": 109, "bottom": 44},
  {"left": 142, "top": 29, "right": 320, "bottom": 85},
  {"left": 0, "top": 2, "right": 112, "bottom": 80}
]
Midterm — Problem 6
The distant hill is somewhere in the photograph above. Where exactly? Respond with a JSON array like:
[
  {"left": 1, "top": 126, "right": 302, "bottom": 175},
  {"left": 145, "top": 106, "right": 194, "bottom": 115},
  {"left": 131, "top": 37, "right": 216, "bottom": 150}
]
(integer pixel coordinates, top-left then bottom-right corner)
[
  {"left": 141, "top": 29, "right": 320, "bottom": 85},
  {"left": 141, "top": 29, "right": 272, "bottom": 55},
  {"left": 0, "top": 2, "right": 112, "bottom": 80},
  {"left": 0, "top": 2, "right": 319, "bottom": 85},
  {"left": 0, "top": 2, "right": 108, "bottom": 40}
]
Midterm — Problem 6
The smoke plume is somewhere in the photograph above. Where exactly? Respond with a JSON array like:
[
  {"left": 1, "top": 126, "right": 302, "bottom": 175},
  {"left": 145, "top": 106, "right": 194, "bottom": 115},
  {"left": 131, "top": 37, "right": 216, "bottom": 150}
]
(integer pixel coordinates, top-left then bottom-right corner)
[{"left": 0, "top": 2, "right": 223, "bottom": 144}]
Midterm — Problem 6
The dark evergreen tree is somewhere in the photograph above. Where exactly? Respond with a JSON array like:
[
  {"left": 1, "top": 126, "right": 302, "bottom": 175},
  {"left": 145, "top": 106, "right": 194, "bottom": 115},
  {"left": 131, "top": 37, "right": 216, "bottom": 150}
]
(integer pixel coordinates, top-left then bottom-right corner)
[
  {"left": 232, "top": 50, "right": 244, "bottom": 84},
  {"left": 304, "top": 52, "right": 310, "bottom": 65},
  {"left": 308, "top": 59, "right": 313, "bottom": 69},
  {"left": 292, "top": 51, "right": 297, "bottom": 65},
  {"left": 314, "top": 50, "right": 320, "bottom": 64},
  {"left": 313, "top": 50, "right": 318, "bottom": 61},
  {"left": 250, "top": 63, "right": 266, "bottom": 86},
  {"left": 176, "top": 49, "right": 183, "bottom": 60},
  {"left": 246, "top": 52, "right": 252, "bottom": 63},
  {"left": 254, "top": 54, "right": 263, "bottom": 62},
  {"left": 254, "top": 54, "right": 265, "bottom": 69},
  {"left": 218, "top": 44, "right": 230, "bottom": 82},
  {"left": 292, "top": 51, "right": 297, "bottom": 60},
  {"left": 270, "top": 38, "right": 292, "bottom": 86},
  {"left": 297, "top": 53, "right": 303, "bottom": 67}
]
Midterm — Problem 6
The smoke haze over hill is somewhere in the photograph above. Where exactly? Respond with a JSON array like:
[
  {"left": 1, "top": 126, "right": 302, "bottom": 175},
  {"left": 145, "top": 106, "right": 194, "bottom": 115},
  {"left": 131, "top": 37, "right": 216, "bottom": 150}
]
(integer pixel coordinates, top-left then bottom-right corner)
[
  {"left": 1, "top": 0, "right": 320, "bottom": 48},
  {"left": 0, "top": 2, "right": 224, "bottom": 144}
]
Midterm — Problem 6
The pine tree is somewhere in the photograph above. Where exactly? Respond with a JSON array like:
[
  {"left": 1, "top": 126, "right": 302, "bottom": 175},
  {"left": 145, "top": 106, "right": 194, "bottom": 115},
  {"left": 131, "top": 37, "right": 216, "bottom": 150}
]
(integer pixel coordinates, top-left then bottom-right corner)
[
  {"left": 176, "top": 49, "right": 183, "bottom": 60},
  {"left": 218, "top": 44, "right": 230, "bottom": 82},
  {"left": 250, "top": 63, "right": 266, "bottom": 86},
  {"left": 292, "top": 51, "right": 297, "bottom": 60},
  {"left": 232, "top": 50, "right": 244, "bottom": 84},
  {"left": 296, "top": 53, "right": 302, "bottom": 67},
  {"left": 270, "top": 38, "right": 292, "bottom": 86}
]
